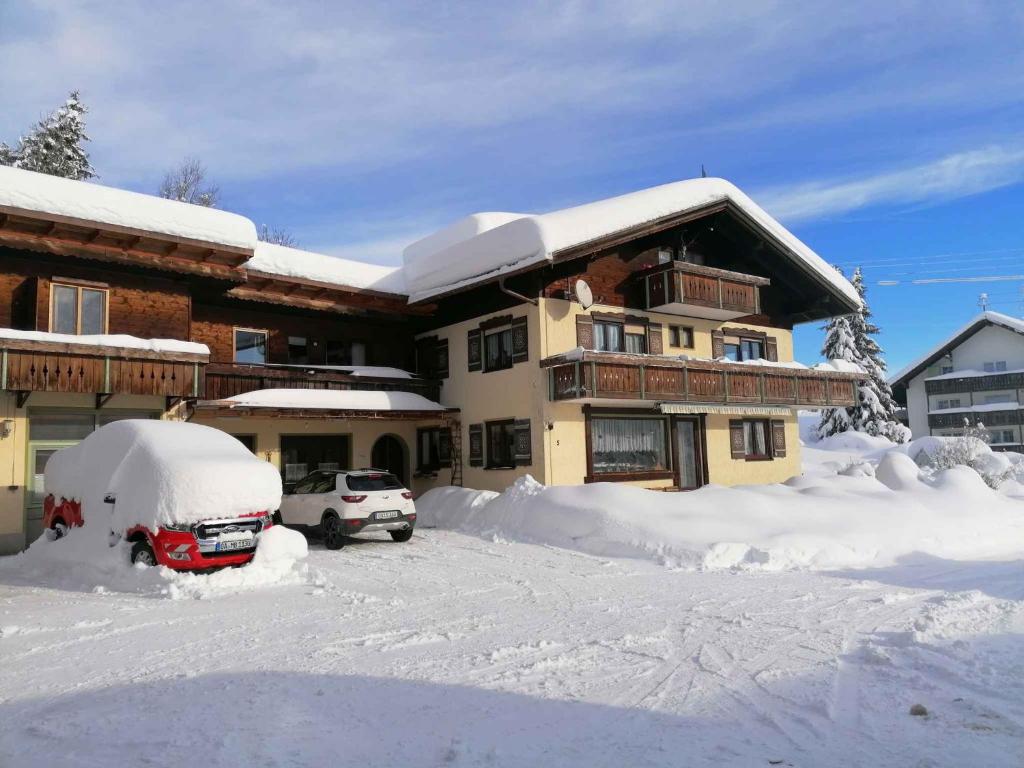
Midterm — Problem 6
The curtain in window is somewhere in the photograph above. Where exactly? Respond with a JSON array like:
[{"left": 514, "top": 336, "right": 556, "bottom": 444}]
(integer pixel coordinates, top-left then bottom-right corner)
[
  {"left": 743, "top": 421, "right": 768, "bottom": 456},
  {"left": 591, "top": 418, "right": 667, "bottom": 473},
  {"left": 625, "top": 333, "right": 646, "bottom": 354},
  {"left": 594, "top": 322, "right": 624, "bottom": 352}
]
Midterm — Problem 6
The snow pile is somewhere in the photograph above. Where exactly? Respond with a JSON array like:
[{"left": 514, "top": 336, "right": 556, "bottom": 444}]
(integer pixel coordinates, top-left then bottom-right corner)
[
  {"left": 402, "top": 178, "right": 860, "bottom": 304},
  {"left": 0, "top": 328, "right": 209, "bottom": 355},
  {"left": 246, "top": 241, "right": 407, "bottom": 294},
  {"left": 418, "top": 452, "right": 1024, "bottom": 571},
  {"left": 161, "top": 526, "right": 310, "bottom": 600},
  {"left": 0, "top": 165, "right": 256, "bottom": 249},
  {"left": 218, "top": 388, "right": 444, "bottom": 411}
]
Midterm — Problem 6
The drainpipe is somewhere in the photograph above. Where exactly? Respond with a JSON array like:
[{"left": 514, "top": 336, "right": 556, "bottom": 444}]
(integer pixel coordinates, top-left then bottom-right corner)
[{"left": 498, "top": 277, "right": 537, "bottom": 306}]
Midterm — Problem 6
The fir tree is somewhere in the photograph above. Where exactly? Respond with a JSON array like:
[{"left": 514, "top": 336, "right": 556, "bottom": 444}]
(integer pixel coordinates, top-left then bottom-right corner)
[
  {"left": 817, "top": 267, "right": 910, "bottom": 442},
  {"left": 158, "top": 157, "right": 219, "bottom": 207},
  {"left": 0, "top": 91, "right": 96, "bottom": 180}
]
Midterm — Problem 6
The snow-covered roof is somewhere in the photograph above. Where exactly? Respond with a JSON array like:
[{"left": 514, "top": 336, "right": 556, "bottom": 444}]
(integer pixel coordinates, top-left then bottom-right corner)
[
  {"left": 216, "top": 388, "right": 445, "bottom": 412},
  {"left": 245, "top": 242, "right": 406, "bottom": 295},
  {"left": 0, "top": 327, "right": 209, "bottom": 356},
  {"left": 401, "top": 178, "right": 860, "bottom": 306},
  {"left": 890, "top": 311, "right": 1024, "bottom": 385},
  {"left": 265, "top": 363, "right": 414, "bottom": 379},
  {"left": 0, "top": 165, "right": 257, "bottom": 250}
]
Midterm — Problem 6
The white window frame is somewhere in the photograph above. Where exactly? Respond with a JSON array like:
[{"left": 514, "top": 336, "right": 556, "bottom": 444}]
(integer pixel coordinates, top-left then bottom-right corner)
[{"left": 233, "top": 327, "right": 269, "bottom": 365}]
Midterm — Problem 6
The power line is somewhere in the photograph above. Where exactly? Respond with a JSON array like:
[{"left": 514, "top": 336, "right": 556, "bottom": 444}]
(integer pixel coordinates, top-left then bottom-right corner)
[
  {"left": 877, "top": 274, "right": 1024, "bottom": 286},
  {"left": 834, "top": 246, "right": 1024, "bottom": 268}
]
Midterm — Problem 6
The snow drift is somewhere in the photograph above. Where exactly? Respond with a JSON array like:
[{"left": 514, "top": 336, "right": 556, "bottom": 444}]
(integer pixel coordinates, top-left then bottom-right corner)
[{"left": 418, "top": 443, "right": 1024, "bottom": 571}]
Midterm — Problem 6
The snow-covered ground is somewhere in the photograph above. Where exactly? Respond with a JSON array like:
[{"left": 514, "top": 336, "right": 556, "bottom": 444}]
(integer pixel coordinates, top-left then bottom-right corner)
[{"left": 1, "top": 430, "right": 1023, "bottom": 766}]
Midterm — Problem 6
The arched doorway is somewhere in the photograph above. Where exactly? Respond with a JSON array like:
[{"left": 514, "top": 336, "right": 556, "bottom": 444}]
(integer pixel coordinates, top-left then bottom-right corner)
[{"left": 371, "top": 434, "right": 408, "bottom": 486}]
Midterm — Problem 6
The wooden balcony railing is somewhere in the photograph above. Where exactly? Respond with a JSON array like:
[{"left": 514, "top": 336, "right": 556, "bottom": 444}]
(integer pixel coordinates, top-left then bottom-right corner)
[
  {"left": 542, "top": 350, "right": 859, "bottom": 407},
  {"left": 204, "top": 362, "right": 440, "bottom": 402},
  {"left": 928, "top": 408, "right": 1022, "bottom": 430},
  {"left": 925, "top": 371, "right": 1024, "bottom": 395},
  {"left": 640, "top": 261, "right": 770, "bottom": 320},
  {"left": 0, "top": 335, "right": 207, "bottom": 405}
]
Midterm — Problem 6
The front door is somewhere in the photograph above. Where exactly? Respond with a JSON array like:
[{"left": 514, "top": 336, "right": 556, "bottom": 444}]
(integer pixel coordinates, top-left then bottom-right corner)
[
  {"left": 371, "top": 435, "right": 407, "bottom": 486},
  {"left": 25, "top": 445, "right": 62, "bottom": 542},
  {"left": 674, "top": 417, "right": 705, "bottom": 490}
]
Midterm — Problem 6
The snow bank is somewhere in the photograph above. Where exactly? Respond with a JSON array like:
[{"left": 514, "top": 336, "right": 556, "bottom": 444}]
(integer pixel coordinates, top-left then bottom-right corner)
[
  {"left": 219, "top": 388, "right": 444, "bottom": 411},
  {"left": 418, "top": 456, "right": 1024, "bottom": 571},
  {"left": 0, "top": 165, "right": 256, "bottom": 249},
  {"left": 402, "top": 178, "right": 860, "bottom": 306},
  {"left": 0, "top": 328, "right": 209, "bottom": 355},
  {"left": 246, "top": 241, "right": 406, "bottom": 294}
]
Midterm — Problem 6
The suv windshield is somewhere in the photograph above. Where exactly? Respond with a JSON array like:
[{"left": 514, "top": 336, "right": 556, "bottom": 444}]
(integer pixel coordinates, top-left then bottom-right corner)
[{"left": 346, "top": 473, "right": 402, "bottom": 492}]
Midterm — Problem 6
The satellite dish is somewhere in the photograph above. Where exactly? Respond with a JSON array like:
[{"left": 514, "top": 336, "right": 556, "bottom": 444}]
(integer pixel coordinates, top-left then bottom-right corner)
[{"left": 575, "top": 279, "right": 594, "bottom": 310}]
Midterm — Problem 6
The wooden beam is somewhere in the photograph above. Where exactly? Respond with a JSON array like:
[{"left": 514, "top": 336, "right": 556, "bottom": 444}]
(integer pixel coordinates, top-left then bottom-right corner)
[
  {"left": 15, "top": 391, "right": 30, "bottom": 409},
  {"left": 95, "top": 393, "right": 114, "bottom": 409},
  {"left": 166, "top": 395, "right": 182, "bottom": 411}
]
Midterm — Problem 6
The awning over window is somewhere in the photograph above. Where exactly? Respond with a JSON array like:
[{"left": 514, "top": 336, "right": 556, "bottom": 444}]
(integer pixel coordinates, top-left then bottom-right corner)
[{"left": 659, "top": 403, "right": 792, "bottom": 417}]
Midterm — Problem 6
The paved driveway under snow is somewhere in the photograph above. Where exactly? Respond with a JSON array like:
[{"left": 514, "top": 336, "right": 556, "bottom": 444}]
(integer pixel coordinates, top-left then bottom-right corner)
[{"left": 1, "top": 530, "right": 1022, "bottom": 767}]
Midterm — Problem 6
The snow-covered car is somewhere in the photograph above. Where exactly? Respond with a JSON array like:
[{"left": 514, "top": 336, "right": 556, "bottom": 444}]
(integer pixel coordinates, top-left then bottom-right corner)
[
  {"left": 41, "top": 420, "right": 282, "bottom": 571},
  {"left": 277, "top": 469, "right": 416, "bottom": 550}
]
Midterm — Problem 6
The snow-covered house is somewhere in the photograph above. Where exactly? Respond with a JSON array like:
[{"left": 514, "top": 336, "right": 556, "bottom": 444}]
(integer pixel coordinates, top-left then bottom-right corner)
[
  {"left": 0, "top": 167, "right": 861, "bottom": 553},
  {"left": 890, "top": 311, "right": 1024, "bottom": 449}
]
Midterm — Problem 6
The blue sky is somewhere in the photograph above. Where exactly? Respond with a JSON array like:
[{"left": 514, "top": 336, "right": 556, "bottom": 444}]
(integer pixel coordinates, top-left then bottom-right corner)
[{"left": 2, "top": 1, "right": 1024, "bottom": 372}]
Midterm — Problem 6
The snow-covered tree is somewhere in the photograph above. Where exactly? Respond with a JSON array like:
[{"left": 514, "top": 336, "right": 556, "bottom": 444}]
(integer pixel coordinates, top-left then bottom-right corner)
[
  {"left": 158, "top": 157, "right": 219, "bottom": 207},
  {"left": 818, "top": 267, "right": 910, "bottom": 443},
  {"left": 0, "top": 91, "right": 96, "bottom": 180},
  {"left": 257, "top": 224, "right": 297, "bottom": 247}
]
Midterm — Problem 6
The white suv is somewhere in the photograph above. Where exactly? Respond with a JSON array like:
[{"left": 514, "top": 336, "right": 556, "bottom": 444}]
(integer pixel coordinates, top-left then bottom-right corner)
[{"left": 275, "top": 469, "right": 416, "bottom": 550}]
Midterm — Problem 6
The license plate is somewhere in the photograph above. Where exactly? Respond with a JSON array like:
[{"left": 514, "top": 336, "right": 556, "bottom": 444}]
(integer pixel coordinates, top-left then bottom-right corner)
[
  {"left": 217, "top": 537, "right": 253, "bottom": 552},
  {"left": 375, "top": 510, "right": 400, "bottom": 520}
]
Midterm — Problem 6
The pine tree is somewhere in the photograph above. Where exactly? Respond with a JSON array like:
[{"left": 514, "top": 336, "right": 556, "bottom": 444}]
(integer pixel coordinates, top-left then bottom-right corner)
[
  {"left": 817, "top": 267, "right": 910, "bottom": 442},
  {"left": 158, "top": 157, "right": 219, "bottom": 207},
  {"left": 0, "top": 91, "right": 96, "bottom": 180}
]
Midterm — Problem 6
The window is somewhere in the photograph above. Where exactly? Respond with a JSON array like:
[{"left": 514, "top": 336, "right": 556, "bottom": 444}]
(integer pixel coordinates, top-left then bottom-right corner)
[
  {"left": 936, "top": 398, "right": 961, "bottom": 410},
  {"left": 941, "top": 365, "right": 954, "bottom": 375},
  {"left": 486, "top": 420, "right": 517, "bottom": 469},
  {"left": 669, "top": 326, "right": 694, "bottom": 348},
  {"left": 625, "top": 332, "right": 647, "bottom": 354},
  {"left": 742, "top": 420, "right": 771, "bottom": 460},
  {"left": 484, "top": 328, "right": 513, "bottom": 371},
  {"left": 724, "top": 336, "right": 764, "bottom": 362},
  {"left": 418, "top": 428, "right": 440, "bottom": 473},
  {"left": 984, "top": 361, "right": 1008, "bottom": 373},
  {"left": 291, "top": 471, "right": 336, "bottom": 495},
  {"left": 346, "top": 473, "right": 402, "bottom": 492},
  {"left": 325, "top": 340, "right": 367, "bottom": 366},
  {"left": 594, "top": 321, "right": 624, "bottom": 352},
  {"left": 234, "top": 328, "right": 268, "bottom": 364},
  {"left": 288, "top": 336, "right": 308, "bottom": 364},
  {"left": 984, "top": 394, "right": 1013, "bottom": 405},
  {"left": 995, "top": 429, "right": 1017, "bottom": 444},
  {"left": 51, "top": 282, "right": 107, "bottom": 335},
  {"left": 590, "top": 417, "right": 669, "bottom": 475}
]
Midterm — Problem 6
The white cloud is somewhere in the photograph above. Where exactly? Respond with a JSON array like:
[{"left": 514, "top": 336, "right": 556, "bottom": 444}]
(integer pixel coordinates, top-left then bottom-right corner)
[{"left": 756, "top": 144, "right": 1024, "bottom": 222}]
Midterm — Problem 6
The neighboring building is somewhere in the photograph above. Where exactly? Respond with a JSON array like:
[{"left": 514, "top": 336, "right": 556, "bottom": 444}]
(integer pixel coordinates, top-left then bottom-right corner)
[
  {"left": 890, "top": 311, "right": 1024, "bottom": 449},
  {"left": 0, "top": 167, "right": 860, "bottom": 554}
]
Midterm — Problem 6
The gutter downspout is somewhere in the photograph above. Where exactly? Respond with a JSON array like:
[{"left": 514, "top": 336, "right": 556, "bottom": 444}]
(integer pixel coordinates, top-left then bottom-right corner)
[{"left": 498, "top": 277, "right": 538, "bottom": 306}]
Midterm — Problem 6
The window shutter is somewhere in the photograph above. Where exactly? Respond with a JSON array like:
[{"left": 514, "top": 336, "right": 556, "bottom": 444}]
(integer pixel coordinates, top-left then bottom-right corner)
[
  {"left": 436, "top": 339, "right": 450, "bottom": 379},
  {"left": 416, "top": 336, "right": 437, "bottom": 377},
  {"left": 467, "top": 329, "right": 482, "bottom": 372},
  {"left": 511, "top": 316, "right": 529, "bottom": 364},
  {"left": 729, "top": 420, "right": 746, "bottom": 459},
  {"left": 468, "top": 424, "right": 484, "bottom": 466},
  {"left": 438, "top": 428, "right": 452, "bottom": 468},
  {"left": 711, "top": 330, "right": 726, "bottom": 359},
  {"left": 770, "top": 420, "right": 786, "bottom": 457},
  {"left": 514, "top": 419, "right": 532, "bottom": 466},
  {"left": 765, "top": 337, "right": 779, "bottom": 362},
  {"left": 576, "top": 314, "right": 594, "bottom": 349},
  {"left": 647, "top": 322, "right": 663, "bottom": 355}
]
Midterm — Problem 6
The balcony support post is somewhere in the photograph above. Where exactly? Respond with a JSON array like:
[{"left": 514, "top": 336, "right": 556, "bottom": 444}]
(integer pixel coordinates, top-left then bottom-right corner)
[
  {"left": 102, "top": 357, "right": 111, "bottom": 394},
  {"left": 1, "top": 348, "right": 6, "bottom": 390},
  {"left": 639, "top": 365, "right": 646, "bottom": 400},
  {"left": 590, "top": 361, "right": 598, "bottom": 398}
]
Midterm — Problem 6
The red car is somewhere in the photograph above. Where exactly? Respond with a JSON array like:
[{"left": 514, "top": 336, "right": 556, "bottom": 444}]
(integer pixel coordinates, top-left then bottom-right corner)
[
  {"left": 40, "top": 420, "right": 283, "bottom": 572},
  {"left": 43, "top": 495, "right": 274, "bottom": 570}
]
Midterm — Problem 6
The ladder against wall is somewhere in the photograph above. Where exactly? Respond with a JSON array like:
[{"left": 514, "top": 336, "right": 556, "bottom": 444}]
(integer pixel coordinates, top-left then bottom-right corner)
[{"left": 446, "top": 417, "right": 463, "bottom": 487}]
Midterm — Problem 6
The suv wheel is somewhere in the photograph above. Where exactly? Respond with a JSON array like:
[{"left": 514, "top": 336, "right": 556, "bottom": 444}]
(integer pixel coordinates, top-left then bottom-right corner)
[
  {"left": 130, "top": 539, "right": 157, "bottom": 567},
  {"left": 390, "top": 528, "right": 414, "bottom": 543},
  {"left": 322, "top": 514, "right": 346, "bottom": 550}
]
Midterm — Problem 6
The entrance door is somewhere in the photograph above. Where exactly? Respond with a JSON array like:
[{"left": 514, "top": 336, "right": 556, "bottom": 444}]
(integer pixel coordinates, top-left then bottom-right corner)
[
  {"left": 674, "top": 417, "right": 704, "bottom": 490},
  {"left": 279, "top": 435, "right": 351, "bottom": 483},
  {"left": 371, "top": 435, "right": 407, "bottom": 486},
  {"left": 25, "top": 446, "right": 61, "bottom": 542}
]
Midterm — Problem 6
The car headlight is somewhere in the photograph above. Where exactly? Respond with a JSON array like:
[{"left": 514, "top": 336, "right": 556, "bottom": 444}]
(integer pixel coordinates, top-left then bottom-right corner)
[{"left": 162, "top": 522, "right": 192, "bottom": 532}]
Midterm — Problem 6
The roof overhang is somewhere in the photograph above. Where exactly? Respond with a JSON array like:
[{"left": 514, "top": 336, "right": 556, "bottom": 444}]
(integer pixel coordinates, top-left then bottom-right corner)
[
  {"left": 0, "top": 206, "right": 251, "bottom": 281},
  {"left": 229, "top": 270, "right": 431, "bottom": 317},
  {"left": 190, "top": 401, "right": 457, "bottom": 420}
]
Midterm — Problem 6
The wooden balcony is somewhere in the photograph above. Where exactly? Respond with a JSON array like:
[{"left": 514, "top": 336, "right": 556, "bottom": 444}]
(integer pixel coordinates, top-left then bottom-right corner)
[
  {"left": 0, "top": 335, "right": 207, "bottom": 406},
  {"left": 204, "top": 363, "right": 440, "bottom": 403},
  {"left": 925, "top": 371, "right": 1024, "bottom": 396},
  {"left": 639, "top": 261, "right": 770, "bottom": 320},
  {"left": 542, "top": 350, "right": 859, "bottom": 408}
]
